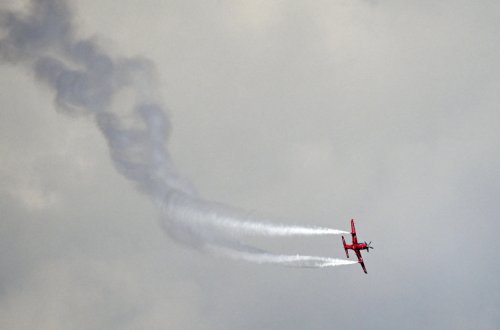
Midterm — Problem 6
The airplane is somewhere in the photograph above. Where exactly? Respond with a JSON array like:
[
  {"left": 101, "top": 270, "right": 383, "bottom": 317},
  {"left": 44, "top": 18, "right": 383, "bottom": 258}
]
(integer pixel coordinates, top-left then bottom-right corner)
[{"left": 342, "top": 219, "right": 373, "bottom": 274}]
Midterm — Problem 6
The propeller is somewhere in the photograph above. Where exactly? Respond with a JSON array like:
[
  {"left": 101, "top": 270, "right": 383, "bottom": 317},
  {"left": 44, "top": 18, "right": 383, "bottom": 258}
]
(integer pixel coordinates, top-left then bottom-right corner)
[{"left": 365, "top": 241, "right": 374, "bottom": 252}]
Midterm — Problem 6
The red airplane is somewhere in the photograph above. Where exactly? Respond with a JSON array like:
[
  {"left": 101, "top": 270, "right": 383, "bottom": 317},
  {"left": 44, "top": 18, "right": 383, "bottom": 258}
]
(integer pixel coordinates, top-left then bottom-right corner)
[{"left": 342, "top": 219, "right": 373, "bottom": 274}]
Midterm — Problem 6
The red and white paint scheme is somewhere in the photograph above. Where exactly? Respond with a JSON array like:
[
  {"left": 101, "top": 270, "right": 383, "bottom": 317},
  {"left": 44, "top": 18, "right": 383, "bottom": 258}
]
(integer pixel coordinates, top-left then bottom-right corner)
[{"left": 342, "top": 219, "right": 373, "bottom": 274}]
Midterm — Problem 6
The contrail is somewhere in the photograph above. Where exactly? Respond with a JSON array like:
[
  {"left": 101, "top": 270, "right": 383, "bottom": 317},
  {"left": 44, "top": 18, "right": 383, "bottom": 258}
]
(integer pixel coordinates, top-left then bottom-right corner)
[{"left": 0, "top": 0, "right": 350, "bottom": 267}]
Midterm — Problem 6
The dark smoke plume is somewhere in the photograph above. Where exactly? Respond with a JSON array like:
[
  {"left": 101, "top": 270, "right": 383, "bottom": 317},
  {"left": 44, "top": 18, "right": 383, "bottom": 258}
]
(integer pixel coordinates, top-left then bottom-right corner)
[{"left": 0, "top": 0, "right": 352, "bottom": 268}]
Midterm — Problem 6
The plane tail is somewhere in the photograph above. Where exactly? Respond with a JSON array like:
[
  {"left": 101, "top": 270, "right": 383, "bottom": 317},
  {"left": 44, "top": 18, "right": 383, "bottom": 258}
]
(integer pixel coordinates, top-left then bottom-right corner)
[{"left": 342, "top": 236, "right": 349, "bottom": 258}]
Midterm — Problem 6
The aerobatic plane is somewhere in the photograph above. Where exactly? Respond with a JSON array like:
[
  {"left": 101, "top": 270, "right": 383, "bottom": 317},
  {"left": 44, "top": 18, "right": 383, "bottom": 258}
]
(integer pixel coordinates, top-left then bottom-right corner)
[{"left": 342, "top": 219, "right": 373, "bottom": 274}]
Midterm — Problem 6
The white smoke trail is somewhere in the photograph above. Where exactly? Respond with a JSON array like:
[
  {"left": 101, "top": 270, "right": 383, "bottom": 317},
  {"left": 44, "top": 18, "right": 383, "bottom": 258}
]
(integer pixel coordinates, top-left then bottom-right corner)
[
  {"left": 206, "top": 220, "right": 347, "bottom": 237},
  {"left": 207, "top": 245, "right": 358, "bottom": 268},
  {"left": 0, "top": 0, "right": 351, "bottom": 268},
  {"left": 162, "top": 194, "right": 348, "bottom": 237}
]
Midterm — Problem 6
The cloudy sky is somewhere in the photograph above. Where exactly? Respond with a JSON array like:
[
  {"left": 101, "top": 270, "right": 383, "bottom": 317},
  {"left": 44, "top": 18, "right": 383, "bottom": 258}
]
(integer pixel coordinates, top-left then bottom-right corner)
[{"left": 1, "top": 0, "right": 499, "bottom": 329}]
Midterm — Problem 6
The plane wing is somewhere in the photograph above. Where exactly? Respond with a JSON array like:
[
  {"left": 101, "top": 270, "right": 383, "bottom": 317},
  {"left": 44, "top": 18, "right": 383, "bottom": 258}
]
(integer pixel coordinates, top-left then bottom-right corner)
[
  {"left": 351, "top": 219, "right": 358, "bottom": 244},
  {"left": 355, "top": 249, "right": 367, "bottom": 274},
  {"left": 359, "top": 260, "right": 367, "bottom": 274}
]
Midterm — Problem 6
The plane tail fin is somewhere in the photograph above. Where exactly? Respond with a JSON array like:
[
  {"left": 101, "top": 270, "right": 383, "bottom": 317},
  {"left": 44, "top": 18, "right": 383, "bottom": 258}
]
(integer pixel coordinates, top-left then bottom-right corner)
[{"left": 342, "top": 236, "right": 349, "bottom": 258}]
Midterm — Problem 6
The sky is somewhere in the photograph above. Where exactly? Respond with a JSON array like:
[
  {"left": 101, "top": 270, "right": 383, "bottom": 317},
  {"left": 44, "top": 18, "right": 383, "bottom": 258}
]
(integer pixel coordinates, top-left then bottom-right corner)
[{"left": 1, "top": 0, "right": 499, "bottom": 329}]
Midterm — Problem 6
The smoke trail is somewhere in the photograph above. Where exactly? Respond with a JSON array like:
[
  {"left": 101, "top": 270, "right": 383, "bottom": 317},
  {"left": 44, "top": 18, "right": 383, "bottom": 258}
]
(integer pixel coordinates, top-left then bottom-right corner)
[
  {"left": 163, "top": 194, "right": 348, "bottom": 238},
  {"left": 207, "top": 245, "right": 358, "bottom": 268},
  {"left": 0, "top": 0, "right": 350, "bottom": 267}
]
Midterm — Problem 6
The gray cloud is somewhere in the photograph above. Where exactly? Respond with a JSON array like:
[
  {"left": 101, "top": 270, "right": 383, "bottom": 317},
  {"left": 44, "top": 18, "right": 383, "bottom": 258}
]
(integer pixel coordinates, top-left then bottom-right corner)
[{"left": 1, "top": 0, "right": 499, "bottom": 329}]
